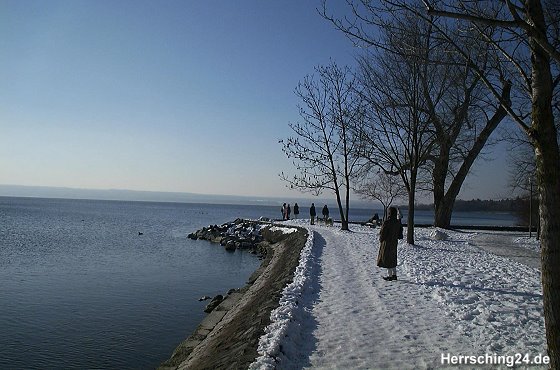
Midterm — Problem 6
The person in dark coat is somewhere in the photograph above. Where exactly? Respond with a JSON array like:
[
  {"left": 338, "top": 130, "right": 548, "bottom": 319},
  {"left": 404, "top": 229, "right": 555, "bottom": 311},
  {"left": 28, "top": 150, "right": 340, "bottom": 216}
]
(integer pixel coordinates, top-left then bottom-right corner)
[
  {"left": 377, "top": 207, "right": 403, "bottom": 281},
  {"left": 293, "top": 203, "right": 299, "bottom": 219},
  {"left": 286, "top": 204, "right": 291, "bottom": 220},
  {"left": 322, "top": 205, "right": 329, "bottom": 223},
  {"left": 310, "top": 203, "right": 316, "bottom": 225}
]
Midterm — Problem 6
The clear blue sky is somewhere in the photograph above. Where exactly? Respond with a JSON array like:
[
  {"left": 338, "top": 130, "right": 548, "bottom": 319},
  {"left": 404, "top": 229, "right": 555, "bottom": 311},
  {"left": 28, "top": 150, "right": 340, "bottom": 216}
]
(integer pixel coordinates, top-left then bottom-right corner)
[{"left": 0, "top": 0, "right": 511, "bottom": 200}]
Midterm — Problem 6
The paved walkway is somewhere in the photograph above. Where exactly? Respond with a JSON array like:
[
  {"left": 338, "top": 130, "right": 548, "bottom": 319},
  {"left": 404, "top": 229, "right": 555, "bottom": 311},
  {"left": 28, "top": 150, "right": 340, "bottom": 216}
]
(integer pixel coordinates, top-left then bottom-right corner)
[{"left": 469, "top": 230, "right": 541, "bottom": 270}]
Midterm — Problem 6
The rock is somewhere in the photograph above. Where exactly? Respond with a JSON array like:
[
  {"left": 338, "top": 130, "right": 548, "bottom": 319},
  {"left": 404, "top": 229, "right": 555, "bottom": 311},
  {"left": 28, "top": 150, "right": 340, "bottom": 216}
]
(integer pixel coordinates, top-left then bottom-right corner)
[
  {"left": 189, "top": 219, "right": 268, "bottom": 257},
  {"left": 204, "top": 295, "right": 224, "bottom": 313},
  {"left": 198, "top": 295, "right": 211, "bottom": 301},
  {"left": 430, "top": 229, "right": 449, "bottom": 241},
  {"left": 225, "top": 241, "right": 236, "bottom": 252},
  {"left": 210, "top": 235, "right": 223, "bottom": 244},
  {"left": 239, "top": 241, "right": 253, "bottom": 249}
]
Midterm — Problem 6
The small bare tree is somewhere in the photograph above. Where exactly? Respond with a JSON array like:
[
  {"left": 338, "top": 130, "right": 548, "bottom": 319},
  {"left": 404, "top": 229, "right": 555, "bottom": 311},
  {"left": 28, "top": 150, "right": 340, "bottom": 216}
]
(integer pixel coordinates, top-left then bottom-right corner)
[
  {"left": 354, "top": 171, "right": 407, "bottom": 220},
  {"left": 280, "top": 62, "right": 363, "bottom": 231}
]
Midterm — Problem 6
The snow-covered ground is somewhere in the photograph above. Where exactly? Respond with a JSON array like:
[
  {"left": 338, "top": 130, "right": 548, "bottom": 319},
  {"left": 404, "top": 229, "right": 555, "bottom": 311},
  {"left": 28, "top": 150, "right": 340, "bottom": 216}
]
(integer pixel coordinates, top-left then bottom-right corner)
[{"left": 250, "top": 221, "right": 547, "bottom": 369}]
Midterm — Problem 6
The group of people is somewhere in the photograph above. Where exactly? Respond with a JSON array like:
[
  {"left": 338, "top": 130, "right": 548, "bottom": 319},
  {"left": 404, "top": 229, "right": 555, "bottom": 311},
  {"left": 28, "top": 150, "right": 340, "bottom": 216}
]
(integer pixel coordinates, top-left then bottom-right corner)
[
  {"left": 280, "top": 202, "right": 330, "bottom": 225},
  {"left": 280, "top": 203, "right": 299, "bottom": 220},
  {"left": 309, "top": 203, "right": 330, "bottom": 225}
]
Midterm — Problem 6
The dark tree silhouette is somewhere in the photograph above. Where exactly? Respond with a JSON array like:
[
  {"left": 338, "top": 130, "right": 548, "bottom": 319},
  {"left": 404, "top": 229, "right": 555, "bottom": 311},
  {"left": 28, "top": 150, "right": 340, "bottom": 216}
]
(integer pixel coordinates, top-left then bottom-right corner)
[{"left": 281, "top": 62, "right": 363, "bottom": 231}]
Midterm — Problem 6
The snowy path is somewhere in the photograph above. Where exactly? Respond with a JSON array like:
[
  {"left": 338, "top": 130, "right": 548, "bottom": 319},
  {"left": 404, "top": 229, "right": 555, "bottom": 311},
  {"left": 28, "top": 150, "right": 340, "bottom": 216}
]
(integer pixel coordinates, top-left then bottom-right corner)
[
  {"left": 469, "top": 230, "right": 540, "bottom": 270},
  {"left": 299, "top": 226, "right": 477, "bottom": 369},
  {"left": 251, "top": 222, "right": 546, "bottom": 369}
]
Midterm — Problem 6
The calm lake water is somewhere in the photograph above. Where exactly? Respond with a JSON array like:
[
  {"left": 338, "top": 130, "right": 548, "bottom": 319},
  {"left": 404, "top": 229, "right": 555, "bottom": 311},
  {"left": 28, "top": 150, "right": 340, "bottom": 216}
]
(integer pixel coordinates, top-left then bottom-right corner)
[
  {"left": 0, "top": 197, "right": 272, "bottom": 369},
  {"left": 0, "top": 197, "right": 518, "bottom": 369}
]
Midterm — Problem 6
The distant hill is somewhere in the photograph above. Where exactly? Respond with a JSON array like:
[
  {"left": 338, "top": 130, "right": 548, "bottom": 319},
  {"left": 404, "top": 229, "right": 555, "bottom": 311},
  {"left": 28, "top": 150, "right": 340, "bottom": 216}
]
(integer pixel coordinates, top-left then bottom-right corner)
[
  {"left": 0, "top": 184, "right": 378, "bottom": 209},
  {"left": 0, "top": 184, "right": 285, "bottom": 205}
]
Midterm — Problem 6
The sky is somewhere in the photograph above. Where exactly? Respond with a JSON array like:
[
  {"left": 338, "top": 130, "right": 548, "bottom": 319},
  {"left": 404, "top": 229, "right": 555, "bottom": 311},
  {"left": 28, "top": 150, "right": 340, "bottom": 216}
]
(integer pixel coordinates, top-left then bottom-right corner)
[{"left": 0, "top": 0, "right": 513, "bottom": 201}]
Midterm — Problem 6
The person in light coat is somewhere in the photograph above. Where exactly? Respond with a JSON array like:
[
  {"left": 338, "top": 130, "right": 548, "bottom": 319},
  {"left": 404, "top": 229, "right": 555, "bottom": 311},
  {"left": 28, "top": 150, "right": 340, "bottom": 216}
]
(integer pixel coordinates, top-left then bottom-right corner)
[{"left": 377, "top": 207, "right": 403, "bottom": 281}]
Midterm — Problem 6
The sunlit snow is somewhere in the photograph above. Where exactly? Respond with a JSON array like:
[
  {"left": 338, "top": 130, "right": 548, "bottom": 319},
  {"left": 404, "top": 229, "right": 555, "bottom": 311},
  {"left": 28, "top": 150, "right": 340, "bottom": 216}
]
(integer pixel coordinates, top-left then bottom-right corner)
[{"left": 250, "top": 220, "right": 546, "bottom": 369}]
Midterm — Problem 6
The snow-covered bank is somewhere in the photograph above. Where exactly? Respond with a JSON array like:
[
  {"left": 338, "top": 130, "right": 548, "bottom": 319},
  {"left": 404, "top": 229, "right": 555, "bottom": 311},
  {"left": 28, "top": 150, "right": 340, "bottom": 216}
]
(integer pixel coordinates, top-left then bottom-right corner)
[{"left": 251, "top": 221, "right": 546, "bottom": 369}]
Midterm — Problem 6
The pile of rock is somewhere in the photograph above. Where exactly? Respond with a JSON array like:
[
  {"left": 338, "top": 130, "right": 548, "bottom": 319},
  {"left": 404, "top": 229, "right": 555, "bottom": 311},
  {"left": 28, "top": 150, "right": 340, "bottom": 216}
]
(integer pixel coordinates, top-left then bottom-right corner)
[{"left": 188, "top": 218, "right": 265, "bottom": 253}]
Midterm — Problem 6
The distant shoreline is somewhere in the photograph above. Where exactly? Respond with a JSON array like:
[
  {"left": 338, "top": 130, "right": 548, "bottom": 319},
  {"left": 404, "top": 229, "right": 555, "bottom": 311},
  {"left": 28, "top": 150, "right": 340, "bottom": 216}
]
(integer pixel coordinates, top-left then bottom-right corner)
[
  {"left": 0, "top": 185, "right": 331, "bottom": 207},
  {"left": 0, "top": 184, "right": 522, "bottom": 210},
  {"left": 352, "top": 221, "right": 535, "bottom": 232},
  {"left": 1, "top": 195, "right": 525, "bottom": 228}
]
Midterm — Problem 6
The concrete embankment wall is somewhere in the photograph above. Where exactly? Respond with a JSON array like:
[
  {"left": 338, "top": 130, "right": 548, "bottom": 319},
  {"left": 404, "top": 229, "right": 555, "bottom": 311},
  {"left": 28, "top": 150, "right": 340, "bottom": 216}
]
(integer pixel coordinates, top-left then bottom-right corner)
[{"left": 159, "top": 225, "right": 307, "bottom": 370}]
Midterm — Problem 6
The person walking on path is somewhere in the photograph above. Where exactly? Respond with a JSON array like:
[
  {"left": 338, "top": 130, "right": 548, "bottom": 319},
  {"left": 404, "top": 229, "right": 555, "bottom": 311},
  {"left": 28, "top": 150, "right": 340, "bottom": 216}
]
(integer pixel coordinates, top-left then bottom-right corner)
[
  {"left": 310, "top": 203, "right": 316, "bottom": 225},
  {"left": 377, "top": 206, "right": 403, "bottom": 281},
  {"left": 322, "top": 205, "right": 329, "bottom": 224},
  {"left": 293, "top": 203, "right": 299, "bottom": 219},
  {"left": 281, "top": 203, "right": 286, "bottom": 221},
  {"left": 286, "top": 204, "right": 291, "bottom": 220}
]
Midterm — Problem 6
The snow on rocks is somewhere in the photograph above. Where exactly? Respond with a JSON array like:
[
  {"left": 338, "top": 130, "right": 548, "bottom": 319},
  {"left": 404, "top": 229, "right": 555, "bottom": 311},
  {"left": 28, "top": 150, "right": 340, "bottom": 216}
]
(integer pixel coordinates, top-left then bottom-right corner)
[
  {"left": 268, "top": 226, "right": 299, "bottom": 234},
  {"left": 250, "top": 220, "right": 546, "bottom": 369},
  {"left": 429, "top": 228, "right": 449, "bottom": 240},
  {"left": 187, "top": 219, "right": 265, "bottom": 252}
]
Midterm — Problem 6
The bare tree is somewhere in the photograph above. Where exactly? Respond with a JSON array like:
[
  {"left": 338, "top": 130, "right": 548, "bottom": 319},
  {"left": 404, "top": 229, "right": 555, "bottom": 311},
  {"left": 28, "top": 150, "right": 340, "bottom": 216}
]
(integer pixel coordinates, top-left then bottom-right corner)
[
  {"left": 354, "top": 171, "right": 407, "bottom": 220},
  {"left": 357, "top": 44, "right": 436, "bottom": 244},
  {"left": 419, "top": 27, "right": 512, "bottom": 228},
  {"left": 280, "top": 62, "right": 363, "bottom": 231},
  {"left": 320, "top": 0, "right": 512, "bottom": 229}
]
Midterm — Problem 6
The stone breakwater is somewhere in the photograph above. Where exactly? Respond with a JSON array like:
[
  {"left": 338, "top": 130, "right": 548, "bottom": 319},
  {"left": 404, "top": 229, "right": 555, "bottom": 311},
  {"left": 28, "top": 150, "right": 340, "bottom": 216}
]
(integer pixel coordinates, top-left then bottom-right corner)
[
  {"left": 187, "top": 218, "right": 269, "bottom": 254},
  {"left": 159, "top": 220, "right": 307, "bottom": 370}
]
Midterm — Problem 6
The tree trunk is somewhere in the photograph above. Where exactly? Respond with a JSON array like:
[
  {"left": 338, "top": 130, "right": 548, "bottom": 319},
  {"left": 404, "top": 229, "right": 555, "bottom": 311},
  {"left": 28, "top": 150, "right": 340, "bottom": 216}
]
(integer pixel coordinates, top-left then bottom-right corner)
[
  {"left": 536, "top": 136, "right": 560, "bottom": 368},
  {"left": 334, "top": 186, "right": 349, "bottom": 231},
  {"left": 432, "top": 84, "right": 509, "bottom": 229},
  {"left": 344, "top": 176, "right": 350, "bottom": 231},
  {"left": 434, "top": 196, "right": 455, "bottom": 229},
  {"left": 433, "top": 143, "right": 451, "bottom": 228},
  {"left": 533, "top": 62, "right": 560, "bottom": 370},
  {"left": 406, "top": 173, "right": 417, "bottom": 245},
  {"left": 528, "top": 1, "right": 560, "bottom": 365},
  {"left": 407, "top": 190, "right": 415, "bottom": 245}
]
